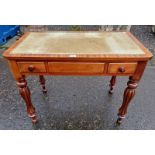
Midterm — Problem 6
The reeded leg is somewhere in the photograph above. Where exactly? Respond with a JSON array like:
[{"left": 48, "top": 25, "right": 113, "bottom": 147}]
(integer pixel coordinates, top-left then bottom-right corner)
[
  {"left": 17, "top": 76, "right": 38, "bottom": 123},
  {"left": 109, "top": 76, "right": 116, "bottom": 94},
  {"left": 116, "top": 77, "right": 138, "bottom": 125},
  {"left": 39, "top": 75, "right": 47, "bottom": 94}
]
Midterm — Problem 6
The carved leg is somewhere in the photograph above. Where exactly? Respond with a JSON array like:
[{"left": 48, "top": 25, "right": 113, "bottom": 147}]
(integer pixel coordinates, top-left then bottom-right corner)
[
  {"left": 109, "top": 76, "right": 116, "bottom": 94},
  {"left": 17, "top": 76, "right": 38, "bottom": 123},
  {"left": 116, "top": 77, "right": 138, "bottom": 125},
  {"left": 39, "top": 75, "right": 47, "bottom": 94}
]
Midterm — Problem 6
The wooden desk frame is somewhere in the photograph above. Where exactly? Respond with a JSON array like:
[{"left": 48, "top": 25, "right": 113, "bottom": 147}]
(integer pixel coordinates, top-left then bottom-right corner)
[{"left": 3, "top": 31, "right": 153, "bottom": 125}]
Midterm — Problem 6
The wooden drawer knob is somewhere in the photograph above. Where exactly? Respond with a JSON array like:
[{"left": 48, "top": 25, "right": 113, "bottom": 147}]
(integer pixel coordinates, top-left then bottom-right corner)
[
  {"left": 118, "top": 66, "right": 125, "bottom": 73},
  {"left": 28, "top": 65, "right": 35, "bottom": 72}
]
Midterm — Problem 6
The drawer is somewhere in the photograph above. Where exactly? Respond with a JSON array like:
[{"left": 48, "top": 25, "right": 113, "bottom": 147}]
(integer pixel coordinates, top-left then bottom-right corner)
[
  {"left": 48, "top": 62, "right": 105, "bottom": 74},
  {"left": 108, "top": 63, "right": 137, "bottom": 74},
  {"left": 17, "top": 62, "right": 46, "bottom": 73}
]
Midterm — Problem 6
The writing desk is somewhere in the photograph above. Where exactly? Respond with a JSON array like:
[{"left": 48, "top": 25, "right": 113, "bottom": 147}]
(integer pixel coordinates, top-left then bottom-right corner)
[{"left": 3, "top": 32, "right": 153, "bottom": 124}]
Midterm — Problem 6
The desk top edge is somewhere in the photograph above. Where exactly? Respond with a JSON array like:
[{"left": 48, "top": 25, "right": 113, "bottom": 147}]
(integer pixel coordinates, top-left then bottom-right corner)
[{"left": 3, "top": 31, "right": 153, "bottom": 61}]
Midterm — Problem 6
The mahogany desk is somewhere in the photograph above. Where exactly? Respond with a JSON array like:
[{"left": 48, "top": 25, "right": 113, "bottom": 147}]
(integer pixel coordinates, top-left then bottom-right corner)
[{"left": 3, "top": 32, "right": 153, "bottom": 124}]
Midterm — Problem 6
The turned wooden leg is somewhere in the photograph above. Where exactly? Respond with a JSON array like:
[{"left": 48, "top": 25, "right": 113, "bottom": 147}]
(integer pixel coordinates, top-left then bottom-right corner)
[
  {"left": 116, "top": 77, "right": 138, "bottom": 125},
  {"left": 16, "top": 76, "right": 38, "bottom": 123},
  {"left": 39, "top": 75, "right": 47, "bottom": 94},
  {"left": 109, "top": 76, "right": 116, "bottom": 94}
]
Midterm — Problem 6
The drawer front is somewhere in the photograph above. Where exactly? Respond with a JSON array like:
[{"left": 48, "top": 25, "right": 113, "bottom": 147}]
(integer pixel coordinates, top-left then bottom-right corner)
[
  {"left": 48, "top": 62, "right": 105, "bottom": 74},
  {"left": 108, "top": 63, "right": 137, "bottom": 74},
  {"left": 17, "top": 62, "right": 46, "bottom": 73}
]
